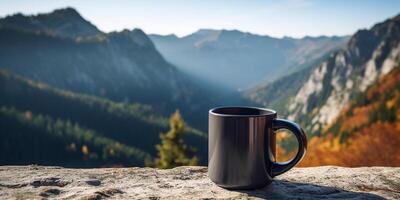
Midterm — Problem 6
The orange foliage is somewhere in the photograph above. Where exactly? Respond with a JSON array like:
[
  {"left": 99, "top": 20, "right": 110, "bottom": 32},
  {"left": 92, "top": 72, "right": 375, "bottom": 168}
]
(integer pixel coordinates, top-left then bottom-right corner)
[
  {"left": 296, "top": 122, "right": 400, "bottom": 167},
  {"left": 339, "top": 104, "right": 375, "bottom": 133},
  {"left": 342, "top": 122, "right": 400, "bottom": 166},
  {"left": 278, "top": 67, "right": 400, "bottom": 167}
]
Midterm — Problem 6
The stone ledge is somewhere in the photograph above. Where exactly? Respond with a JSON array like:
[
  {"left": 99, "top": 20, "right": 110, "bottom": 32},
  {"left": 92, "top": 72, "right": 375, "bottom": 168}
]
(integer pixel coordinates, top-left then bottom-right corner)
[{"left": 0, "top": 166, "right": 399, "bottom": 199}]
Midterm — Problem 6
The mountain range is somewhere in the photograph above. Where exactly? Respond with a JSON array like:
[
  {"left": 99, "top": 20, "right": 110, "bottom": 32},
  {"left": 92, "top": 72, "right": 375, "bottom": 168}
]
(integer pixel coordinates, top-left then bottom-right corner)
[
  {"left": 0, "top": 7, "right": 212, "bottom": 167},
  {"left": 150, "top": 30, "right": 349, "bottom": 89},
  {"left": 0, "top": 7, "right": 219, "bottom": 130},
  {"left": 1, "top": 7, "right": 399, "bottom": 167}
]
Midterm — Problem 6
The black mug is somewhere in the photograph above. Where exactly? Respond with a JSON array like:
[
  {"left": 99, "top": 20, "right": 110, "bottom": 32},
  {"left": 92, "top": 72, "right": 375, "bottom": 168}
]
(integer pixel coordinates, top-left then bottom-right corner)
[{"left": 208, "top": 106, "right": 307, "bottom": 189}]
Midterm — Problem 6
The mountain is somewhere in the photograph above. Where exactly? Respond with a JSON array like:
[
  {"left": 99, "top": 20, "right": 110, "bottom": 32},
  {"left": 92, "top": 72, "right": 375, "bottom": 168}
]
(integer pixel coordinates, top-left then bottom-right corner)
[
  {"left": 0, "top": 7, "right": 101, "bottom": 38},
  {"left": 0, "top": 70, "right": 207, "bottom": 167},
  {"left": 0, "top": 8, "right": 217, "bottom": 130},
  {"left": 150, "top": 29, "right": 348, "bottom": 89},
  {"left": 243, "top": 53, "right": 330, "bottom": 116},
  {"left": 298, "top": 66, "right": 400, "bottom": 167},
  {"left": 246, "top": 14, "right": 400, "bottom": 136}
]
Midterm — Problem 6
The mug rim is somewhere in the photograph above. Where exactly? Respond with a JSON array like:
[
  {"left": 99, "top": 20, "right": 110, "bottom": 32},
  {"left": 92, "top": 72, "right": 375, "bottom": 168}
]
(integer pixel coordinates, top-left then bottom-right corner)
[{"left": 209, "top": 106, "right": 277, "bottom": 117}]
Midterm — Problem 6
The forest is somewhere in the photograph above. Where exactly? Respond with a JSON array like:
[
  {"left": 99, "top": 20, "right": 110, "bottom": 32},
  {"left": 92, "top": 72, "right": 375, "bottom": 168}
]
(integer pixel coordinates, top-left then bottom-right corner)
[{"left": 0, "top": 70, "right": 207, "bottom": 167}]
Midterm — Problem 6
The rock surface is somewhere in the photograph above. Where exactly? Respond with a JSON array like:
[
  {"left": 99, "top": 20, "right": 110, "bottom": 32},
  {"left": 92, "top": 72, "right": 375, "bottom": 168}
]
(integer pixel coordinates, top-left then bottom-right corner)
[{"left": 0, "top": 166, "right": 399, "bottom": 199}]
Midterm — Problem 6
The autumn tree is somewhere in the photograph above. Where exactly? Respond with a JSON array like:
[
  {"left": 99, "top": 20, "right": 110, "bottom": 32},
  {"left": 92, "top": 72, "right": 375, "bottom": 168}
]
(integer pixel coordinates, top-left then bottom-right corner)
[{"left": 147, "top": 110, "right": 198, "bottom": 169}]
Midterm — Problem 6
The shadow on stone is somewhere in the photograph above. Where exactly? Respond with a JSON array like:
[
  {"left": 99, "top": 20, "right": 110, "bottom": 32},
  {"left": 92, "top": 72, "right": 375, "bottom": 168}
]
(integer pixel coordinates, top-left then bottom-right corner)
[
  {"left": 31, "top": 177, "right": 70, "bottom": 188},
  {"left": 235, "top": 180, "right": 385, "bottom": 199},
  {"left": 39, "top": 188, "right": 61, "bottom": 197}
]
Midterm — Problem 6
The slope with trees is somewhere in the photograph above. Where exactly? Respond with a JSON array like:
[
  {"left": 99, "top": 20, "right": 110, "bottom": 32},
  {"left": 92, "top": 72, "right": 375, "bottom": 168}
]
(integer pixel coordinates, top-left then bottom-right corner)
[
  {"left": 0, "top": 8, "right": 218, "bottom": 130},
  {"left": 0, "top": 70, "right": 207, "bottom": 166},
  {"left": 0, "top": 106, "right": 148, "bottom": 167},
  {"left": 297, "top": 66, "right": 400, "bottom": 166}
]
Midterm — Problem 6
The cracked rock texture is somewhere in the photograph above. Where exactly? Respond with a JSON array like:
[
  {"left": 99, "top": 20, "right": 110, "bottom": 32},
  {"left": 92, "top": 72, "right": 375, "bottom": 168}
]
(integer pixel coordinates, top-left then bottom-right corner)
[{"left": 0, "top": 166, "right": 399, "bottom": 199}]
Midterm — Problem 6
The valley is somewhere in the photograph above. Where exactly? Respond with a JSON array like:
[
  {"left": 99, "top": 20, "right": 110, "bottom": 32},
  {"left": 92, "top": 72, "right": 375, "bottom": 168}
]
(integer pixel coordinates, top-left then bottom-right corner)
[{"left": 0, "top": 7, "right": 399, "bottom": 167}]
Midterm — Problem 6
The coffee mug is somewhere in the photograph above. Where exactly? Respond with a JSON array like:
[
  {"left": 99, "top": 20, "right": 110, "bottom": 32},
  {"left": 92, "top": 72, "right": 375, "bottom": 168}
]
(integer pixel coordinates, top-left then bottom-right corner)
[{"left": 208, "top": 106, "right": 307, "bottom": 189}]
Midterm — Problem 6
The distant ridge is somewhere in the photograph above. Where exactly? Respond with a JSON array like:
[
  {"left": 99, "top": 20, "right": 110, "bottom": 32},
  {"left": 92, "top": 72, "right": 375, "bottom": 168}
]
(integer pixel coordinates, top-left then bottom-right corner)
[{"left": 150, "top": 29, "right": 349, "bottom": 89}]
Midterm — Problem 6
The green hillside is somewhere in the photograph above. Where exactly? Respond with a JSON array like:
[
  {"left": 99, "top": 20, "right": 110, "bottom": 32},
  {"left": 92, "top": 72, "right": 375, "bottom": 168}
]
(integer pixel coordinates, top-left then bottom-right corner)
[
  {"left": 0, "top": 8, "right": 220, "bottom": 131},
  {"left": 0, "top": 106, "right": 148, "bottom": 167},
  {"left": 0, "top": 70, "right": 207, "bottom": 166}
]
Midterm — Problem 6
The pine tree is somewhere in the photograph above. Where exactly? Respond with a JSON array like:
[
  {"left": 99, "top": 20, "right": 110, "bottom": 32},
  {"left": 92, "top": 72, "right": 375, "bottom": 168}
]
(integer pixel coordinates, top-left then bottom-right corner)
[{"left": 148, "top": 110, "right": 198, "bottom": 169}]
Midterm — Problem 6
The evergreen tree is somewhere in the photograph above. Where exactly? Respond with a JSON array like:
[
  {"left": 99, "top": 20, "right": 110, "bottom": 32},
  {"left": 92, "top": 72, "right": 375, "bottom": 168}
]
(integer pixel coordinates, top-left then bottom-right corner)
[{"left": 149, "top": 110, "right": 198, "bottom": 169}]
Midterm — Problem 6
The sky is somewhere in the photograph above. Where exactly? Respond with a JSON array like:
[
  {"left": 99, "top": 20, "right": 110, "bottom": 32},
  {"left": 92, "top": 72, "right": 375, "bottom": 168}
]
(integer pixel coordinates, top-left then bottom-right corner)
[{"left": 0, "top": 0, "right": 399, "bottom": 38}]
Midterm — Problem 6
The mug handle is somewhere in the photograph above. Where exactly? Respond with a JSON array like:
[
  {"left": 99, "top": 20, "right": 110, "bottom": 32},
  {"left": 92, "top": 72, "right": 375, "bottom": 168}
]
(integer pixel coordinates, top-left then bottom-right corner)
[{"left": 271, "top": 119, "right": 307, "bottom": 177}]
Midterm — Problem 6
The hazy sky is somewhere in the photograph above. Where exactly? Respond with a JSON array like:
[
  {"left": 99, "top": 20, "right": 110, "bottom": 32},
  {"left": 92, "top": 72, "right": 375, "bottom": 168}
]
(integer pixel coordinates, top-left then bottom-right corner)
[{"left": 0, "top": 0, "right": 399, "bottom": 38}]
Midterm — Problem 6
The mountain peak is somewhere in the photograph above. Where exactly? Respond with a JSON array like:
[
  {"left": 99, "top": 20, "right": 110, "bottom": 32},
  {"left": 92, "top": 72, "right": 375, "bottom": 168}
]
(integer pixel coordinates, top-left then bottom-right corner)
[
  {"left": 163, "top": 33, "right": 178, "bottom": 39},
  {"left": 193, "top": 29, "right": 247, "bottom": 37},
  {"left": 194, "top": 29, "right": 220, "bottom": 35},
  {"left": 51, "top": 7, "right": 82, "bottom": 19},
  {"left": 131, "top": 28, "right": 146, "bottom": 35},
  {"left": 0, "top": 7, "right": 101, "bottom": 38},
  {"left": 392, "top": 13, "right": 400, "bottom": 22},
  {"left": 130, "top": 28, "right": 156, "bottom": 48},
  {"left": 108, "top": 28, "right": 155, "bottom": 48},
  {"left": 347, "top": 12, "right": 400, "bottom": 61},
  {"left": 181, "top": 29, "right": 222, "bottom": 42},
  {"left": 219, "top": 29, "right": 249, "bottom": 38}
]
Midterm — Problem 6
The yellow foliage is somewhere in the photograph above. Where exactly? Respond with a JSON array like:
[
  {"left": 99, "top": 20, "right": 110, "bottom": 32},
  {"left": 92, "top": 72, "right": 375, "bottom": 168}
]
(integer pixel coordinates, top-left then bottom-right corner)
[
  {"left": 386, "top": 98, "right": 396, "bottom": 109},
  {"left": 276, "top": 130, "right": 290, "bottom": 141},
  {"left": 81, "top": 145, "right": 89, "bottom": 155},
  {"left": 330, "top": 136, "right": 341, "bottom": 152},
  {"left": 149, "top": 110, "right": 198, "bottom": 169}
]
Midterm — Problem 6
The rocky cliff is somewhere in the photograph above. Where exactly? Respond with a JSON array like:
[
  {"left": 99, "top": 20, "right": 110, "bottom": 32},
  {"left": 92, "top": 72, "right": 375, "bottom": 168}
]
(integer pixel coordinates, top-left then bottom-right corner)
[
  {"left": 0, "top": 166, "right": 398, "bottom": 199},
  {"left": 287, "top": 14, "right": 400, "bottom": 134}
]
